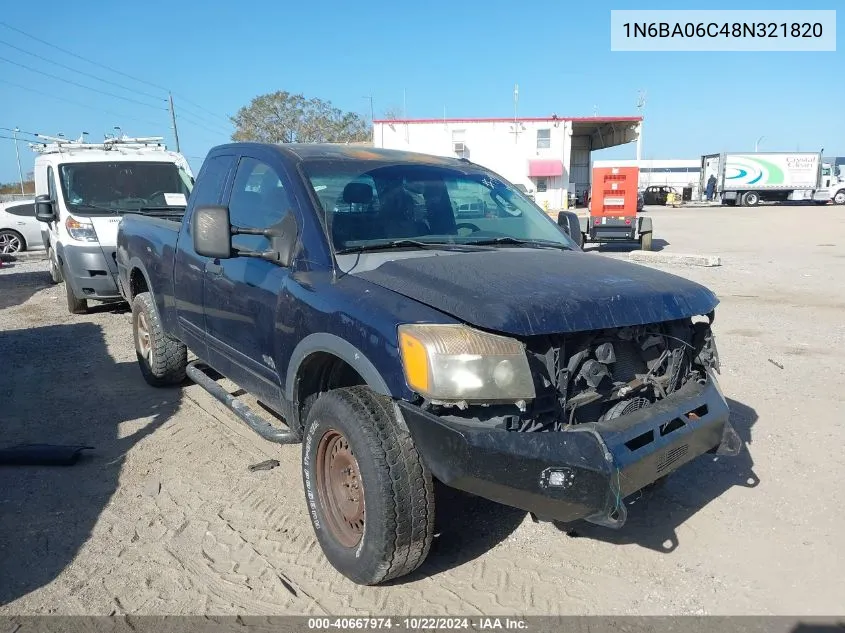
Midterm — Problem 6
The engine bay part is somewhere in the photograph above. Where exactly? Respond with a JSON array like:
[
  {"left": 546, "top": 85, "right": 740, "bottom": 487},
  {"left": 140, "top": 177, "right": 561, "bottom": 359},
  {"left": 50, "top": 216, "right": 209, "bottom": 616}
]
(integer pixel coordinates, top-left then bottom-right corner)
[{"left": 432, "top": 314, "right": 720, "bottom": 433}]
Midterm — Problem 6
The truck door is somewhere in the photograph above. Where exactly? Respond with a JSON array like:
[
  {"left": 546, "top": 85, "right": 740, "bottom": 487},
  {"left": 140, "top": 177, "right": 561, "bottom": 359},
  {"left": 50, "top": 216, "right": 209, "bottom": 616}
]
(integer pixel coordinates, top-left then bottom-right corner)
[
  {"left": 174, "top": 153, "right": 236, "bottom": 357},
  {"left": 202, "top": 153, "right": 295, "bottom": 407},
  {"left": 700, "top": 154, "right": 721, "bottom": 198}
]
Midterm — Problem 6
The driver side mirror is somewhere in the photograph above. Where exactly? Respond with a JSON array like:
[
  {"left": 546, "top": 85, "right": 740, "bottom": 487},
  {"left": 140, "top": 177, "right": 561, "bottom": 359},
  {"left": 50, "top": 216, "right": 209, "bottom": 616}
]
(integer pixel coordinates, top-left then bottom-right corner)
[
  {"left": 192, "top": 205, "right": 299, "bottom": 267},
  {"left": 35, "top": 194, "right": 56, "bottom": 223},
  {"left": 192, "top": 205, "right": 232, "bottom": 259}
]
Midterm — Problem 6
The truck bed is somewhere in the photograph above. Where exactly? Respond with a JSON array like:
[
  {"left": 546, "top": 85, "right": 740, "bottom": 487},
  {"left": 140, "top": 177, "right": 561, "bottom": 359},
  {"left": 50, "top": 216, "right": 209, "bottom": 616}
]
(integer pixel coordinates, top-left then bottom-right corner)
[{"left": 116, "top": 212, "right": 183, "bottom": 303}]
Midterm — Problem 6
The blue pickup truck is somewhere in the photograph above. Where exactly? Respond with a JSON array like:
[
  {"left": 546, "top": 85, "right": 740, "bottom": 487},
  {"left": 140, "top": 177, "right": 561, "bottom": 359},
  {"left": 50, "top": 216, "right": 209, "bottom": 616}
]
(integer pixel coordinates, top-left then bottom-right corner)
[{"left": 116, "top": 143, "right": 740, "bottom": 585}]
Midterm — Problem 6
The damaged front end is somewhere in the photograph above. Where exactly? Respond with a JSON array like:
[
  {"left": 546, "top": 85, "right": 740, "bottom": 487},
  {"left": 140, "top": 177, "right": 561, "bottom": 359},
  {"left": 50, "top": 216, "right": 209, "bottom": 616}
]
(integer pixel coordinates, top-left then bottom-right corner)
[{"left": 399, "top": 313, "right": 742, "bottom": 529}]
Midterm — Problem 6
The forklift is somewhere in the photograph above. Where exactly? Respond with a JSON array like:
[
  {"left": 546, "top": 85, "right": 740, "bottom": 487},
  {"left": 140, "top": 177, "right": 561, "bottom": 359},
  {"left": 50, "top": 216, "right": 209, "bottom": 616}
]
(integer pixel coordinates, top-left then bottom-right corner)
[{"left": 557, "top": 166, "right": 653, "bottom": 251}]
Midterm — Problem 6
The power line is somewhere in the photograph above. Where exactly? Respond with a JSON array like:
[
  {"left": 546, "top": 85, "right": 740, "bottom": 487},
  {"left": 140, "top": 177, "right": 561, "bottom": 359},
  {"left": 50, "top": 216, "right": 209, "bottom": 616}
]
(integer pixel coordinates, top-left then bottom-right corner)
[
  {"left": 0, "top": 21, "right": 233, "bottom": 126},
  {"left": 0, "top": 39, "right": 166, "bottom": 103},
  {"left": 0, "top": 78, "right": 166, "bottom": 129},
  {"left": 176, "top": 112, "right": 231, "bottom": 137},
  {"left": 0, "top": 126, "right": 40, "bottom": 139},
  {"left": 0, "top": 20, "right": 169, "bottom": 93},
  {"left": 172, "top": 93, "right": 233, "bottom": 126},
  {"left": 174, "top": 100, "right": 233, "bottom": 129},
  {"left": 0, "top": 55, "right": 167, "bottom": 110}
]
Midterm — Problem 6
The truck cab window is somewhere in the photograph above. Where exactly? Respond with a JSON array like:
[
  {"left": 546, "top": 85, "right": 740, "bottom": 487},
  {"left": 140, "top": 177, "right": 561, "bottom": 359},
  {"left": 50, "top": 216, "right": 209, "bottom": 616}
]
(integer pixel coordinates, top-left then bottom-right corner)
[
  {"left": 191, "top": 155, "right": 234, "bottom": 210},
  {"left": 229, "top": 157, "right": 291, "bottom": 252}
]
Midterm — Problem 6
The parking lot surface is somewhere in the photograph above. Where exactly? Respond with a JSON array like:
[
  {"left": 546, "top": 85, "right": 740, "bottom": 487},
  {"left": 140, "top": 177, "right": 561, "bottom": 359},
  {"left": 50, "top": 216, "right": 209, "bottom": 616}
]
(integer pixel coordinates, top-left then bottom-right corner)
[{"left": 1, "top": 204, "right": 843, "bottom": 615}]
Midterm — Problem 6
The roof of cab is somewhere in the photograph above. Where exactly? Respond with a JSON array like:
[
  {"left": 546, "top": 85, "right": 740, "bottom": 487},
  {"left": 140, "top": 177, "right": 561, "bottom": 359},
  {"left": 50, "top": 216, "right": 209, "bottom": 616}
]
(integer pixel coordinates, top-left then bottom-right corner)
[{"left": 210, "top": 142, "right": 469, "bottom": 167}]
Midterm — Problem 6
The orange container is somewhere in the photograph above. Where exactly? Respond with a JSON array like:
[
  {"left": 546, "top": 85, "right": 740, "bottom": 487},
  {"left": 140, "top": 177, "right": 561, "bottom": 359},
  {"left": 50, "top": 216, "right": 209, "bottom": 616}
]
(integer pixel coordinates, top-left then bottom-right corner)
[{"left": 589, "top": 166, "right": 639, "bottom": 218}]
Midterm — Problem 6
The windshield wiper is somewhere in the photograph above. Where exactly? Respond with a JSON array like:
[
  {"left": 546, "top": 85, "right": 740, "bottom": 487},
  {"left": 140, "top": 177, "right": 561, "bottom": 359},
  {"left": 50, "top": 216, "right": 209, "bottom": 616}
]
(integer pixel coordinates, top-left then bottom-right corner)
[
  {"left": 70, "top": 203, "right": 121, "bottom": 214},
  {"left": 135, "top": 205, "right": 187, "bottom": 213},
  {"left": 336, "top": 239, "right": 490, "bottom": 255},
  {"left": 463, "top": 237, "right": 572, "bottom": 251}
]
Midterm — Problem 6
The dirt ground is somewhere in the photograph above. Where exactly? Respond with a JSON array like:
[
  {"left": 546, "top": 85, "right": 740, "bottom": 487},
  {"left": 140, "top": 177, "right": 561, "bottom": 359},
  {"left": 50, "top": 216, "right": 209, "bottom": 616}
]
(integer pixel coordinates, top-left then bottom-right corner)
[{"left": 1, "top": 204, "right": 843, "bottom": 616}]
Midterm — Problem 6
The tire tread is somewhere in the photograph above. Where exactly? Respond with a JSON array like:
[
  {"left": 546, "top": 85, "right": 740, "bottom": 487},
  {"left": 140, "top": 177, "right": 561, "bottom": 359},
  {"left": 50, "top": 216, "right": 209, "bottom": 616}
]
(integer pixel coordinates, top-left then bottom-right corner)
[
  {"left": 132, "top": 291, "right": 187, "bottom": 387},
  {"left": 305, "top": 386, "right": 435, "bottom": 584}
]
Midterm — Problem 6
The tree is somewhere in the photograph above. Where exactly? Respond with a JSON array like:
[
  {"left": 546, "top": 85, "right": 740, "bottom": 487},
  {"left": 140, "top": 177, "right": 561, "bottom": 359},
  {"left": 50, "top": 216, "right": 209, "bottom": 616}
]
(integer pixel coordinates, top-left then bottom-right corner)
[
  {"left": 230, "top": 91, "right": 371, "bottom": 144},
  {"left": 382, "top": 106, "right": 404, "bottom": 121},
  {"left": 0, "top": 180, "right": 34, "bottom": 195}
]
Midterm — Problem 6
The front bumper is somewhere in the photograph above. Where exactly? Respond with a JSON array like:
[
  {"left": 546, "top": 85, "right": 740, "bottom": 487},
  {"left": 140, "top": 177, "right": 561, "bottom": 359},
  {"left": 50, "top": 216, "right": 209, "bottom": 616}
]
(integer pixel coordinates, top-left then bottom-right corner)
[
  {"left": 61, "top": 244, "right": 122, "bottom": 301},
  {"left": 399, "top": 375, "right": 740, "bottom": 528}
]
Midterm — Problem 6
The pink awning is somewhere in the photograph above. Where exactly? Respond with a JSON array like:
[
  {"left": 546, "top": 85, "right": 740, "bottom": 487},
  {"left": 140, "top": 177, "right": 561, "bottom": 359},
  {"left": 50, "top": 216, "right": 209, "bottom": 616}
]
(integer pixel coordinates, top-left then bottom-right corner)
[{"left": 528, "top": 159, "right": 563, "bottom": 177}]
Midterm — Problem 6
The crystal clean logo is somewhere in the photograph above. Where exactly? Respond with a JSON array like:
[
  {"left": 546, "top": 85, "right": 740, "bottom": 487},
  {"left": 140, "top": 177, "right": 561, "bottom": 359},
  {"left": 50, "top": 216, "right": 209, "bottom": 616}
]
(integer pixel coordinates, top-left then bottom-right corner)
[{"left": 725, "top": 156, "right": 785, "bottom": 185}]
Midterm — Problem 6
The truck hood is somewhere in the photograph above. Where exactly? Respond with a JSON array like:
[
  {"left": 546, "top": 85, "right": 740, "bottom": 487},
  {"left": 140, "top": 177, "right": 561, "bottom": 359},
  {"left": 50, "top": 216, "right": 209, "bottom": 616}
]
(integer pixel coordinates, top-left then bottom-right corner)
[{"left": 354, "top": 250, "right": 719, "bottom": 336}]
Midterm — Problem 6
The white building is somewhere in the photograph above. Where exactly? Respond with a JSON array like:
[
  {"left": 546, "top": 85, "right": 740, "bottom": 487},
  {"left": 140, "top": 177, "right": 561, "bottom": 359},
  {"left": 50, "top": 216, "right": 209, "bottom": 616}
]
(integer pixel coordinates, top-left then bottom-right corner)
[
  {"left": 373, "top": 116, "right": 641, "bottom": 210},
  {"left": 592, "top": 158, "right": 702, "bottom": 199}
]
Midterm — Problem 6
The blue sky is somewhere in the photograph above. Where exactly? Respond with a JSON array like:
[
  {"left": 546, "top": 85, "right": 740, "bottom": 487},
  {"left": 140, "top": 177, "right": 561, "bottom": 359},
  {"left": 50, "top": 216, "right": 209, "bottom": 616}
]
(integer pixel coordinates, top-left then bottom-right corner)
[{"left": 0, "top": 0, "right": 841, "bottom": 181}]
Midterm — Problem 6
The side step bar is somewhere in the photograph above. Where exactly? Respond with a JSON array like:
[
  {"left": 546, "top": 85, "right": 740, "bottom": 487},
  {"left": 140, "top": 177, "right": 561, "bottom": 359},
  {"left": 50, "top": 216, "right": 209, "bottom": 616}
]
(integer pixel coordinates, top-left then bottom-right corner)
[{"left": 186, "top": 361, "right": 299, "bottom": 445}]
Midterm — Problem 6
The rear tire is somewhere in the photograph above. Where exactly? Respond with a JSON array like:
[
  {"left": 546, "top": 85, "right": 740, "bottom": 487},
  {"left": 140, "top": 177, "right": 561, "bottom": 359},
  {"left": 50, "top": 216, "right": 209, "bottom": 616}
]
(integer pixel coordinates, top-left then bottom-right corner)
[
  {"left": 302, "top": 386, "right": 435, "bottom": 585},
  {"left": 132, "top": 291, "right": 187, "bottom": 387},
  {"left": 640, "top": 232, "right": 653, "bottom": 251},
  {"left": 63, "top": 265, "right": 88, "bottom": 314},
  {"left": 742, "top": 191, "right": 759, "bottom": 206}
]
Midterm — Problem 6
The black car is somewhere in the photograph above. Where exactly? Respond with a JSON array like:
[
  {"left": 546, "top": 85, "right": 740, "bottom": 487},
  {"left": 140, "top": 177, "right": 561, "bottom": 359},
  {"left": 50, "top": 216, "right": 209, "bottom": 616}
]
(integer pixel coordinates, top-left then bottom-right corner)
[{"left": 642, "top": 185, "right": 678, "bottom": 206}]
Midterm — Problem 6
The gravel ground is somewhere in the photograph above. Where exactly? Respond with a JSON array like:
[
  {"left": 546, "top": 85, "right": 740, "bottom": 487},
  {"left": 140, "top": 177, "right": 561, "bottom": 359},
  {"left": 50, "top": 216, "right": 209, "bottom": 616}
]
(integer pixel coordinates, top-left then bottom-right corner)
[{"left": 0, "top": 204, "right": 843, "bottom": 615}]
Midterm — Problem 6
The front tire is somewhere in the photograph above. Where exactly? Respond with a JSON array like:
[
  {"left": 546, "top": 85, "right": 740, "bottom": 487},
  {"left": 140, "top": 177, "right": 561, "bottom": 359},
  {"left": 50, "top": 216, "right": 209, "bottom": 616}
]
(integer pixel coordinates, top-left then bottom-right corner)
[
  {"left": 302, "top": 386, "right": 435, "bottom": 585},
  {"left": 62, "top": 265, "right": 88, "bottom": 315},
  {"left": 48, "top": 247, "right": 62, "bottom": 284},
  {"left": 132, "top": 291, "right": 187, "bottom": 387},
  {"left": 833, "top": 189, "right": 845, "bottom": 205}
]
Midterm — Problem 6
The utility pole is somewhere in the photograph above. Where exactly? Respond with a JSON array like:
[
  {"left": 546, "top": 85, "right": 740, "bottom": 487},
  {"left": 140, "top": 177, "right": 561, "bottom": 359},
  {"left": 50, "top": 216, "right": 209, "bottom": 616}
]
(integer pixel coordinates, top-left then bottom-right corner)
[
  {"left": 363, "top": 96, "right": 374, "bottom": 124},
  {"left": 169, "top": 92, "right": 181, "bottom": 153},
  {"left": 403, "top": 88, "right": 407, "bottom": 119},
  {"left": 636, "top": 90, "right": 647, "bottom": 163},
  {"left": 12, "top": 127, "right": 25, "bottom": 195},
  {"left": 513, "top": 83, "right": 520, "bottom": 143}
]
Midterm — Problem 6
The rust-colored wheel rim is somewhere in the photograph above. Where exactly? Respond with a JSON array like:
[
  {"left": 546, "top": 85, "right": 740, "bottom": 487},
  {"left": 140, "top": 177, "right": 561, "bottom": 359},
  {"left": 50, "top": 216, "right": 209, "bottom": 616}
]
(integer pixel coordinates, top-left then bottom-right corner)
[{"left": 316, "top": 429, "right": 365, "bottom": 548}]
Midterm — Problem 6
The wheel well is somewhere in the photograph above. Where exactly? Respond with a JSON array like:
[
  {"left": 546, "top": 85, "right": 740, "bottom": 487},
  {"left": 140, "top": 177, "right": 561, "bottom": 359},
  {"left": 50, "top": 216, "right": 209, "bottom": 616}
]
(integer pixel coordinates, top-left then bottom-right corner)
[
  {"left": 295, "top": 352, "right": 366, "bottom": 430},
  {"left": 129, "top": 268, "right": 149, "bottom": 298}
]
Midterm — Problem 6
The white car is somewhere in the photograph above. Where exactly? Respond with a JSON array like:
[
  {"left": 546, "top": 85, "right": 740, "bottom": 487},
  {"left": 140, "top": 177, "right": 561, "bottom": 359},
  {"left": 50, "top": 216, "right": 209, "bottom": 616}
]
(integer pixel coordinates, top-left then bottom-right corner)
[{"left": 0, "top": 199, "right": 44, "bottom": 253}]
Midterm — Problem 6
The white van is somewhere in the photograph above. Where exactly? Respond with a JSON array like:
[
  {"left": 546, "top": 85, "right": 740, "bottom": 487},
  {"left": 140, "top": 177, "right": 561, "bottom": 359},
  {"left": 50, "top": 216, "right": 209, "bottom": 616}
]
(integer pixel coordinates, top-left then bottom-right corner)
[{"left": 32, "top": 135, "right": 194, "bottom": 313}]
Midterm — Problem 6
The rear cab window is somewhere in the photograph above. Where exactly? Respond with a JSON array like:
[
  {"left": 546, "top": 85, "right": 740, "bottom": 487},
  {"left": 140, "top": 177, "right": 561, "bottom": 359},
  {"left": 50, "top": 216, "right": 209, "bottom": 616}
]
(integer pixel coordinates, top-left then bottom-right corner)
[{"left": 4, "top": 203, "right": 36, "bottom": 217}]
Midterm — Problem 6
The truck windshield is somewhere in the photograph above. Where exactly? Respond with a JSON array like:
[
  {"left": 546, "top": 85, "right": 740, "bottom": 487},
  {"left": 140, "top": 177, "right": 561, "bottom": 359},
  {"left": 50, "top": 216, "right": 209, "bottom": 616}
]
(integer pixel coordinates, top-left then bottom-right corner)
[
  {"left": 59, "top": 161, "right": 193, "bottom": 215},
  {"left": 302, "top": 161, "right": 577, "bottom": 253}
]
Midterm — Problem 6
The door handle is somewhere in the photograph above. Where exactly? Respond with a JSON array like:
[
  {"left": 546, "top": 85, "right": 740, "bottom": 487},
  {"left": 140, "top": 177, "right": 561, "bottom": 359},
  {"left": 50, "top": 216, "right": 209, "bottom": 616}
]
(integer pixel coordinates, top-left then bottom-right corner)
[{"left": 206, "top": 261, "right": 223, "bottom": 276}]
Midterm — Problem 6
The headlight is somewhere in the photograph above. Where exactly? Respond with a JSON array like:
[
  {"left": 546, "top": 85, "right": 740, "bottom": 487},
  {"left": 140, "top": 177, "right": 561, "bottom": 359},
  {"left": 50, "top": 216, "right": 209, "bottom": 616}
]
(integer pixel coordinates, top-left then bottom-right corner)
[
  {"left": 65, "top": 216, "right": 98, "bottom": 242},
  {"left": 398, "top": 324, "right": 536, "bottom": 404}
]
